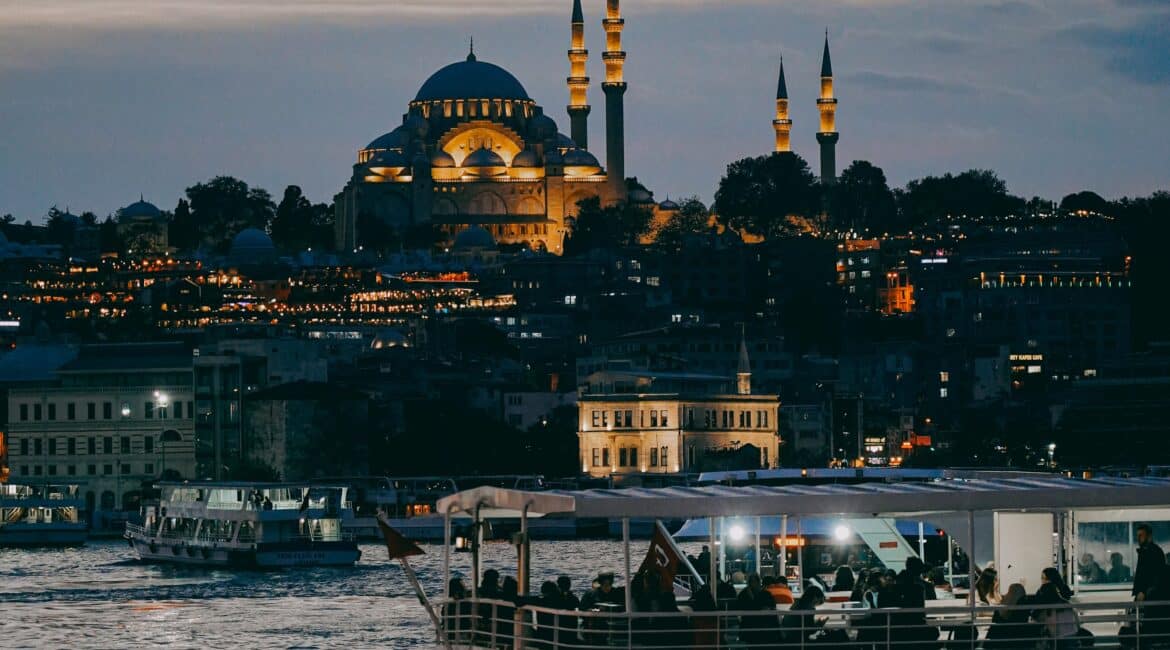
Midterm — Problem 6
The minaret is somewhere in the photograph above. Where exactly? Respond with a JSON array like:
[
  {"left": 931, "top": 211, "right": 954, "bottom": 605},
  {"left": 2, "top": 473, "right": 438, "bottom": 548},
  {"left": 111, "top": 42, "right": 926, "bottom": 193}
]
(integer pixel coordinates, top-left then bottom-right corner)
[
  {"left": 773, "top": 55, "right": 792, "bottom": 153},
  {"left": 602, "top": 0, "right": 627, "bottom": 202},
  {"left": 736, "top": 326, "right": 752, "bottom": 396},
  {"left": 816, "top": 31, "right": 839, "bottom": 185},
  {"left": 567, "top": 0, "right": 590, "bottom": 150}
]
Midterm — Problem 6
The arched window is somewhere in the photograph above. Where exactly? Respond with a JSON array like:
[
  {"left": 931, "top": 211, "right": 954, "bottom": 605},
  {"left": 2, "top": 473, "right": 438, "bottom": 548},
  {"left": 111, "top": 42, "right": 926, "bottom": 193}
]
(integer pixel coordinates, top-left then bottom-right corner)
[
  {"left": 433, "top": 198, "right": 458, "bottom": 216},
  {"left": 467, "top": 192, "right": 507, "bottom": 216},
  {"left": 515, "top": 196, "right": 543, "bottom": 216}
]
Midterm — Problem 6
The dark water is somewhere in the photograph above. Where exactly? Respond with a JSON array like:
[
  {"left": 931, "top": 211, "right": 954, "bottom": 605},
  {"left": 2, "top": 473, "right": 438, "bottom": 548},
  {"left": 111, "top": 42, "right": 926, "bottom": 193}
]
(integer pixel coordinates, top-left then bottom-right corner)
[{"left": 0, "top": 539, "right": 665, "bottom": 649}]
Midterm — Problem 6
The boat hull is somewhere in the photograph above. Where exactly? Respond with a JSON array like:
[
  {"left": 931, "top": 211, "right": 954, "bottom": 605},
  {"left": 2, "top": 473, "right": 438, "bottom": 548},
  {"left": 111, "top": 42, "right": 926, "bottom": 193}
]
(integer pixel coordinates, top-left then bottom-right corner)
[
  {"left": 0, "top": 523, "right": 88, "bottom": 547},
  {"left": 127, "top": 537, "right": 361, "bottom": 568}
]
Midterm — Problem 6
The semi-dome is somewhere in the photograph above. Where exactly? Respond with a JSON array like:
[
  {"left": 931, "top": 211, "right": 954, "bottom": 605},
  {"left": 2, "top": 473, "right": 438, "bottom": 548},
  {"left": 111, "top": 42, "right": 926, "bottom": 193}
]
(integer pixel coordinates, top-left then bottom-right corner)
[
  {"left": 120, "top": 198, "right": 162, "bottom": 219},
  {"left": 365, "top": 126, "right": 408, "bottom": 151},
  {"left": 511, "top": 148, "right": 541, "bottom": 167},
  {"left": 430, "top": 150, "right": 457, "bottom": 168},
  {"left": 562, "top": 149, "right": 600, "bottom": 167},
  {"left": 368, "top": 150, "right": 408, "bottom": 174},
  {"left": 231, "top": 228, "right": 274, "bottom": 256},
  {"left": 453, "top": 226, "right": 496, "bottom": 250},
  {"left": 528, "top": 114, "right": 557, "bottom": 141},
  {"left": 462, "top": 147, "right": 507, "bottom": 169},
  {"left": 555, "top": 133, "right": 576, "bottom": 150},
  {"left": 414, "top": 54, "right": 531, "bottom": 103}
]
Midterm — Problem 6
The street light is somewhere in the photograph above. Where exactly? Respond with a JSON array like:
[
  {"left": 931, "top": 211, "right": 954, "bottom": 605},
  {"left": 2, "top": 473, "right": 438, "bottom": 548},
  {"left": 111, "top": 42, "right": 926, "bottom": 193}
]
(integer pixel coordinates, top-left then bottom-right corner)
[{"left": 1048, "top": 443, "right": 1057, "bottom": 469}]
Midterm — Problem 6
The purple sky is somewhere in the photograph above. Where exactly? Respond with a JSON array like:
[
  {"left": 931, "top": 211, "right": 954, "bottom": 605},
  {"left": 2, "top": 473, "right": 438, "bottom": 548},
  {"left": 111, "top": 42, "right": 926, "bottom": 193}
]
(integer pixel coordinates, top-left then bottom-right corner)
[{"left": 1, "top": 0, "right": 1167, "bottom": 220}]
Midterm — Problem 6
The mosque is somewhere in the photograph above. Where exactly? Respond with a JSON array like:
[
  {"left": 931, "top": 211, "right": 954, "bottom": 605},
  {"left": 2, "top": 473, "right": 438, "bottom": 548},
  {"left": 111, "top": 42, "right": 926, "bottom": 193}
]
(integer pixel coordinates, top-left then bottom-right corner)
[{"left": 333, "top": 0, "right": 841, "bottom": 256}]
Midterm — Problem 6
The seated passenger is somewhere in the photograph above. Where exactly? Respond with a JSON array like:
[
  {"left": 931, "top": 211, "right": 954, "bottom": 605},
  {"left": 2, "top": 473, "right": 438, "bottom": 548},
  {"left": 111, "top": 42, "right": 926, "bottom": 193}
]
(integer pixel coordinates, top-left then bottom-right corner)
[
  {"left": 1108, "top": 552, "right": 1133, "bottom": 584},
  {"left": 764, "top": 575, "right": 795, "bottom": 605},
  {"left": 985, "top": 583, "right": 1040, "bottom": 650}
]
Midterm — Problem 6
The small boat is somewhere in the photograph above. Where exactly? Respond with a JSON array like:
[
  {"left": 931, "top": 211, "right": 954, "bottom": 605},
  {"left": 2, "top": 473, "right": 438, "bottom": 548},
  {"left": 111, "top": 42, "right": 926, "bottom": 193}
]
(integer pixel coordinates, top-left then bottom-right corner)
[
  {"left": 0, "top": 483, "right": 87, "bottom": 547},
  {"left": 125, "top": 481, "right": 361, "bottom": 568}
]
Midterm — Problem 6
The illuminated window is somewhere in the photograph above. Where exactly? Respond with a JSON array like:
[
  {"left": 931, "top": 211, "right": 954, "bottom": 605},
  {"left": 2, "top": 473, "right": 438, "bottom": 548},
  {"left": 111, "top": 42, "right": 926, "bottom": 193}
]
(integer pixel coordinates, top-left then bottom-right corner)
[
  {"left": 939, "top": 371, "right": 950, "bottom": 383},
  {"left": 939, "top": 388, "right": 948, "bottom": 398},
  {"left": 650, "top": 447, "right": 658, "bottom": 467},
  {"left": 592, "top": 448, "right": 600, "bottom": 467}
]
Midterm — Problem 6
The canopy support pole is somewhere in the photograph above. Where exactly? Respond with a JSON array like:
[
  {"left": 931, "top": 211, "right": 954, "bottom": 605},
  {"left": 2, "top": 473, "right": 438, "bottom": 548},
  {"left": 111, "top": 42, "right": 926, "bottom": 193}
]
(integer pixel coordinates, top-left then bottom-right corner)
[
  {"left": 918, "top": 521, "right": 926, "bottom": 560},
  {"left": 718, "top": 517, "right": 726, "bottom": 581},
  {"left": 443, "top": 506, "right": 452, "bottom": 600},
  {"left": 796, "top": 517, "right": 803, "bottom": 590},
  {"left": 779, "top": 514, "right": 788, "bottom": 580},
  {"left": 519, "top": 502, "right": 531, "bottom": 597},
  {"left": 754, "top": 516, "right": 762, "bottom": 576},
  {"left": 622, "top": 517, "right": 632, "bottom": 630},
  {"left": 967, "top": 510, "right": 976, "bottom": 608},
  {"left": 708, "top": 519, "right": 717, "bottom": 588}
]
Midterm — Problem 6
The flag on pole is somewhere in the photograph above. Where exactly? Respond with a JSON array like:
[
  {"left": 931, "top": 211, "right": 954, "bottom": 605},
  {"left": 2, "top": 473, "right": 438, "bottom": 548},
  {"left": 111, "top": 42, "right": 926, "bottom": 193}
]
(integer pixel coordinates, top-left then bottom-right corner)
[
  {"left": 639, "top": 520, "right": 703, "bottom": 592},
  {"left": 376, "top": 513, "right": 424, "bottom": 559}
]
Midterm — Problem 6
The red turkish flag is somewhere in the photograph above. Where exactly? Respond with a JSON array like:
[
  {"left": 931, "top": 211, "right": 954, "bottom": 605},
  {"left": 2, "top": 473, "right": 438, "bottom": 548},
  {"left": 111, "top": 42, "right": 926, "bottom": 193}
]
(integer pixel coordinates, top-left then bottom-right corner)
[
  {"left": 639, "top": 521, "right": 694, "bottom": 592},
  {"left": 376, "top": 513, "right": 424, "bottom": 560}
]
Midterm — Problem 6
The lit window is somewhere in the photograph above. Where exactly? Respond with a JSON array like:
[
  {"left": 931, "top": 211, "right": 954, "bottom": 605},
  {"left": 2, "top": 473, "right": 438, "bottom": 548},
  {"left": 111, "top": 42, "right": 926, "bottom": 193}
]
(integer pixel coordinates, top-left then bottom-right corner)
[
  {"left": 939, "top": 387, "right": 948, "bottom": 398},
  {"left": 939, "top": 371, "right": 950, "bottom": 383}
]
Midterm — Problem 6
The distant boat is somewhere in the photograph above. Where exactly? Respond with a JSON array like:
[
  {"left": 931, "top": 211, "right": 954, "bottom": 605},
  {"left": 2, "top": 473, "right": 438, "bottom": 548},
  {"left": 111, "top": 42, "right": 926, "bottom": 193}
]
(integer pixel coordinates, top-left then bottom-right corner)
[
  {"left": 0, "top": 483, "right": 87, "bottom": 547},
  {"left": 125, "top": 481, "right": 360, "bottom": 568}
]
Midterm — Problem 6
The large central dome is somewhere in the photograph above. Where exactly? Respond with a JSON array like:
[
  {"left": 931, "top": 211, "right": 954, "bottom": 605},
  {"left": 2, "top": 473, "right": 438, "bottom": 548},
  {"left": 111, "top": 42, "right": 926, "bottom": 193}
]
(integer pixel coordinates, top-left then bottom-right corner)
[{"left": 414, "top": 53, "right": 531, "bottom": 102}]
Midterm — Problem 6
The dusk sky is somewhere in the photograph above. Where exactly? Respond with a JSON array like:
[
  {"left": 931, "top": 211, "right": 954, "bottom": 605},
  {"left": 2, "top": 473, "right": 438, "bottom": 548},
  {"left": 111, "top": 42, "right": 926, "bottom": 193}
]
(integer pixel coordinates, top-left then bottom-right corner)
[{"left": 1, "top": 0, "right": 1168, "bottom": 220}]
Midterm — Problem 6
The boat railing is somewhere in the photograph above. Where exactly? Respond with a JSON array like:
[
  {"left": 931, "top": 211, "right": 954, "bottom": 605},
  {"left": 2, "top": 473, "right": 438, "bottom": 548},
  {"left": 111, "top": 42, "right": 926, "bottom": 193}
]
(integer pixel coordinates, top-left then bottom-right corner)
[
  {"left": 435, "top": 596, "right": 1170, "bottom": 650},
  {"left": 125, "top": 522, "right": 149, "bottom": 538}
]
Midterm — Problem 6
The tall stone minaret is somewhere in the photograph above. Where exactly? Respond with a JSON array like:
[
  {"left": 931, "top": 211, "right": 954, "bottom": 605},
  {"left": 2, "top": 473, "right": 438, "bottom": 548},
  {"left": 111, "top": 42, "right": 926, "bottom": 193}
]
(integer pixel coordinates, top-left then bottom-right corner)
[
  {"left": 736, "top": 326, "right": 752, "bottom": 396},
  {"left": 816, "top": 31, "right": 839, "bottom": 185},
  {"left": 602, "top": 0, "right": 627, "bottom": 202},
  {"left": 773, "top": 55, "right": 792, "bottom": 153},
  {"left": 567, "top": 0, "right": 590, "bottom": 150}
]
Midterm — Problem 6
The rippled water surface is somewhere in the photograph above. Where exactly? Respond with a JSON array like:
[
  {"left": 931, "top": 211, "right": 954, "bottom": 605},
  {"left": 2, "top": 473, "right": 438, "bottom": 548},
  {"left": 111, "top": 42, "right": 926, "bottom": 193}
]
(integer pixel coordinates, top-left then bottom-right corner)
[{"left": 0, "top": 539, "right": 655, "bottom": 649}]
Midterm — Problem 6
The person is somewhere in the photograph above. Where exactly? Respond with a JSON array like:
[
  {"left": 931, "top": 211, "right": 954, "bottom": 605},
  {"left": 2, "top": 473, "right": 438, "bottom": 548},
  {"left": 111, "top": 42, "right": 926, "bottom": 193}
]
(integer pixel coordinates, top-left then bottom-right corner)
[
  {"left": 1108, "top": 552, "right": 1133, "bottom": 584},
  {"left": 631, "top": 569, "right": 681, "bottom": 646},
  {"left": 557, "top": 575, "right": 580, "bottom": 611},
  {"left": 855, "top": 572, "right": 891, "bottom": 650},
  {"left": 579, "top": 572, "right": 622, "bottom": 645},
  {"left": 1143, "top": 564, "right": 1170, "bottom": 646},
  {"left": 479, "top": 569, "right": 502, "bottom": 599},
  {"left": 833, "top": 565, "right": 855, "bottom": 593},
  {"left": 892, "top": 557, "right": 940, "bottom": 650},
  {"left": 1078, "top": 553, "right": 1105, "bottom": 585},
  {"left": 737, "top": 573, "right": 779, "bottom": 648},
  {"left": 850, "top": 569, "right": 870, "bottom": 603},
  {"left": 474, "top": 569, "right": 503, "bottom": 646},
  {"left": 764, "top": 575, "right": 795, "bottom": 605},
  {"left": 495, "top": 576, "right": 520, "bottom": 647},
  {"left": 985, "top": 583, "right": 1040, "bottom": 650},
  {"left": 530, "top": 580, "right": 562, "bottom": 649},
  {"left": 781, "top": 585, "right": 840, "bottom": 646},
  {"left": 443, "top": 578, "right": 474, "bottom": 643},
  {"left": 1134, "top": 524, "right": 1165, "bottom": 602},
  {"left": 976, "top": 567, "right": 1001, "bottom": 605},
  {"left": 1030, "top": 568, "right": 1078, "bottom": 650},
  {"left": 262, "top": 496, "right": 273, "bottom": 511}
]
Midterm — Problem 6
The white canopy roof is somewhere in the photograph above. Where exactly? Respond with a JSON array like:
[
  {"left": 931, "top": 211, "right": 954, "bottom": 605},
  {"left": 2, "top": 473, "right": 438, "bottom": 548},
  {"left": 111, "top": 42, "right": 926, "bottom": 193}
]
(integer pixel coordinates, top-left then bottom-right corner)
[{"left": 435, "top": 476, "right": 1170, "bottom": 520}]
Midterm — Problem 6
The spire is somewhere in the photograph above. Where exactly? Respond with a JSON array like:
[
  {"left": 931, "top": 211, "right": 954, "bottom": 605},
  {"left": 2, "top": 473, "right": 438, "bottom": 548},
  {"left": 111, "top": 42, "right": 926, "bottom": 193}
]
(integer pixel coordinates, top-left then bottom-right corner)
[
  {"left": 467, "top": 36, "right": 476, "bottom": 62},
  {"left": 776, "top": 55, "right": 788, "bottom": 100},
  {"left": 571, "top": 0, "right": 583, "bottom": 23},
  {"left": 567, "top": 0, "right": 591, "bottom": 149},
  {"left": 736, "top": 324, "right": 752, "bottom": 395},
  {"left": 602, "top": 0, "right": 628, "bottom": 202},
  {"left": 821, "top": 30, "right": 833, "bottom": 78}
]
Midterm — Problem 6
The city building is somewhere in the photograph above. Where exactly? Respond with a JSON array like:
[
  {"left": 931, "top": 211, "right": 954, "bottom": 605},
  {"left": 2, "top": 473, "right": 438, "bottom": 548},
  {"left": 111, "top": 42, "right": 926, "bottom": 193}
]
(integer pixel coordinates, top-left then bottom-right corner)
[
  {"left": 4, "top": 342, "right": 195, "bottom": 524},
  {"left": 577, "top": 336, "right": 779, "bottom": 479},
  {"left": 116, "top": 196, "right": 169, "bottom": 254},
  {"left": 334, "top": 0, "right": 633, "bottom": 255}
]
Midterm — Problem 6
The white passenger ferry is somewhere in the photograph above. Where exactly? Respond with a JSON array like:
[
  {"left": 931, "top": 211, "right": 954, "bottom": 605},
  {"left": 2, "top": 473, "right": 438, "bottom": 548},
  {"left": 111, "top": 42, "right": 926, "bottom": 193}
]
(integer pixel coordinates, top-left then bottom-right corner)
[
  {"left": 125, "top": 482, "right": 360, "bottom": 568},
  {"left": 0, "top": 483, "right": 87, "bottom": 546}
]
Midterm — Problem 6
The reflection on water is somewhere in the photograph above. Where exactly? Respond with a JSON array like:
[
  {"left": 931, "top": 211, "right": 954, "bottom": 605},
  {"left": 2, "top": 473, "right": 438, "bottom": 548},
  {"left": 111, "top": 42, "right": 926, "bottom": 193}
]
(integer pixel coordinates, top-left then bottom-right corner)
[{"left": 0, "top": 539, "right": 680, "bottom": 648}]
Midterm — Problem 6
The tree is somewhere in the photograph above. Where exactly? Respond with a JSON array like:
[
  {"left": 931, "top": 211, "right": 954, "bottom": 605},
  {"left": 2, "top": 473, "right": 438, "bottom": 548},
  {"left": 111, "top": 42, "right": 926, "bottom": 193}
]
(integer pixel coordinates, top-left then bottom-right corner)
[
  {"left": 897, "top": 169, "right": 1025, "bottom": 229},
  {"left": 98, "top": 216, "right": 121, "bottom": 253},
  {"left": 1, "top": 214, "right": 13, "bottom": 225},
  {"left": 713, "top": 152, "right": 820, "bottom": 238},
  {"left": 184, "top": 176, "right": 275, "bottom": 253},
  {"left": 831, "top": 160, "right": 897, "bottom": 234},
  {"left": 1112, "top": 191, "right": 1170, "bottom": 348},
  {"left": 1059, "top": 190, "right": 1109, "bottom": 215},
  {"left": 168, "top": 198, "right": 199, "bottom": 252},
  {"left": 563, "top": 196, "right": 652, "bottom": 254},
  {"left": 45, "top": 206, "right": 77, "bottom": 247},
  {"left": 654, "top": 196, "right": 711, "bottom": 250}
]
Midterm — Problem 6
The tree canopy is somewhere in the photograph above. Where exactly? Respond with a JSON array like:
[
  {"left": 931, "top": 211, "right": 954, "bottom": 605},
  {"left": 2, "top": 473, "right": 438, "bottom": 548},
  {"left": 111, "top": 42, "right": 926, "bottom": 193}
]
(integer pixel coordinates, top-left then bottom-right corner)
[
  {"left": 270, "top": 185, "right": 334, "bottom": 252},
  {"left": 897, "top": 169, "right": 1025, "bottom": 228},
  {"left": 182, "top": 176, "right": 276, "bottom": 253},
  {"left": 653, "top": 196, "right": 710, "bottom": 250},
  {"left": 830, "top": 160, "right": 897, "bottom": 234},
  {"left": 713, "top": 152, "right": 820, "bottom": 238},
  {"left": 563, "top": 196, "right": 652, "bottom": 255},
  {"left": 1059, "top": 190, "right": 1110, "bottom": 215}
]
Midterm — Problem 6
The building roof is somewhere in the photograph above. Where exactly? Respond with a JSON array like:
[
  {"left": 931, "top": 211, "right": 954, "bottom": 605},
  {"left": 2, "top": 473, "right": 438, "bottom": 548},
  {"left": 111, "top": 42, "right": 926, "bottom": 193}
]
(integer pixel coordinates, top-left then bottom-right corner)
[
  {"left": 414, "top": 54, "right": 531, "bottom": 102},
  {"left": 437, "top": 475, "right": 1170, "bottom": 520},
  {"left": 57, "top": 342, "right": 191, "bottom": 373},
  {"left": 0, "top": 344, "right": 80, "bottom": 382},
  {"left": 120, "top": 197, "right": 162, "bottom": 220},
  {"left": 571, "top": 0, "right": 584, "bottom": 23},
  {"left": 453, "top": 226, "right": 497, "bottom": 250},
  {"left": 365, "top": 126, "right": 409, "bottom": 151}
]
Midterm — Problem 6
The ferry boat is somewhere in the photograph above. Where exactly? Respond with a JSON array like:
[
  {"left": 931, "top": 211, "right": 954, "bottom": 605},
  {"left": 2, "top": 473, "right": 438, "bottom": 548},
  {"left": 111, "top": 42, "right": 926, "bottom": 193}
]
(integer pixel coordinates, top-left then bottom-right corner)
[
  {"left": 125, "top": 482, "right": 360, "bottom": 568},
  {"left": 0, "top": 483, "right": 87, "bottom": 546}
]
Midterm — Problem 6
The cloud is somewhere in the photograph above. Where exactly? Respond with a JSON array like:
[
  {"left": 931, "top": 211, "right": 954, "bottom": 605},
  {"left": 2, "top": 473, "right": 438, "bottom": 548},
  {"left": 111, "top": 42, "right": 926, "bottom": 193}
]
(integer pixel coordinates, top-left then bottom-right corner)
[
  {"left": 845, "top": 70, "right": 977, "bottom": 94},
  {"left": 1058, "top": 17, "right": 1170, "bottom": 85}
]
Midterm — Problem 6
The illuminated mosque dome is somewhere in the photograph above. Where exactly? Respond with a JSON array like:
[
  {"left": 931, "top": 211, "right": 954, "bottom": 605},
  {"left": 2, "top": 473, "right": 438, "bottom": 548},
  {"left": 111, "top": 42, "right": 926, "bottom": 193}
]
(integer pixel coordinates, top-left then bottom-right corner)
[
  {"left": 414, "top": 52, "right": 531, "bottom": 102},
  {"left": 230, "top": 228, "right": 275, "bottom": 260}
]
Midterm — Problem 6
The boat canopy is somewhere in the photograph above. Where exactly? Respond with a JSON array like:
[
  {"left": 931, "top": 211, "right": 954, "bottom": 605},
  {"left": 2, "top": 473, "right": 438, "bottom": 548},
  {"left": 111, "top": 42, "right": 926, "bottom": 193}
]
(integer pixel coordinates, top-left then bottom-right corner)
[{"left": 436, "top": 475, "right": 1170, "bottom": 520}]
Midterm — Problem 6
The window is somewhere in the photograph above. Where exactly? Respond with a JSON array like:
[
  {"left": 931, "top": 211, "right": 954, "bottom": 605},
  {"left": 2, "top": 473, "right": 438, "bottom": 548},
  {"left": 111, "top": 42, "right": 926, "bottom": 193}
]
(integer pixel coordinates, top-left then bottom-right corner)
[
  {"left": 602, "top": 448, "right": 610, "bottom": 466},
  {"left": 619, "top": 448, "right": 628, "bottom": 466},
  {"left": 103, "top": 402, "right": 112, "bottom": 419},
  {"left": 34, "top": 465, "right": 42, "bottom": 476},
  {"left": 939, "top": 387, "right": 949, "bottom": 398},
  {"left": 19, "top": 404, "right": 28, "bottom": 421},
  {"left": 650, "top": 447, "right": 659, "bottom": 467},
  {"left": 87, "top": 437, "right": 96, "bottom": 455},
  {"left": 158, "top": 404, "right": 168, "bottom": 420},
  {"left": 629, "top": 447, "right": 638, "bottom": 467},
  {"left": 19, "top": 465, "right": 28, "bottom": 476},
  {"left": 87, "top": 464, "right": 96, "bottom": 476},
  {"left": 614, "top": 411, "right": 623, "bottom": 428},
  {"left": 48, "top": 403, "right": 56, "bottom": 420},
  {"left": 87, "top": 402, "right": 96, "bottom": 420},
  {"left": 121, "top": 436, "right": 131, "bottom": 454},
  {"left": 144, "top": 437, "right": 154, "bottom": 454},
  {"left": 939, "top": 371, "right": 950, "bottom": 383},
  {"left": 602, "top": 411, "right": 608, "bottom": 427},
  {"left": 67, "top": 403, "right": 76, "bottom": 420},
  {"left": 624, "top": 410, "right": 633, "bottom": 427},
  {"left": 48, "top": 465, "right": 57, "bottom": 476},
  {"left": 34, "top": 439, "right": 42, "bottom": 455},
  {"left": 739, "top": 411, "right": 748, "bottom": 428},
  {"left": 103, "top": 437, "right": 113, "bottom": 454},
  {"left": 564, "top": 295, "right": 577, "bottom": 306},
  {"left": 48, "top": 439, "right": 57, "bottom": 455},
  {"left": 174, "top": 401, "right": 182, "bottom": 419},
  {"left": 661, "top": 446, "right": 668, "bottom": 467},
  {"left": 660, "top": 410, "right": 669, "bottom": 427},
  {"left": 650, "top": 411, "right": 659, "bottom": 427},
  {"left": 144, "top": 463, "right": 154, "bottom": 475},
  {"left": 33, "top": 404, "right": 42, "bottom": 421},
  {"left": 20, "top": 438, "right": 28, "bottom": 455},
  {"left": 121, "top": 463, "right": 131, "bottom": 475},
  {"left": 591, "top": 411, "right": 600, "bottom": 428},
  {"left": 145, "top": 401, "right": 154, "bottom": 419},
  {"left": 592, "top": 448, "right": 600, "bottom": 467},
  {"left": 67, "top": 465, "right": 76, "bottom": 476}
]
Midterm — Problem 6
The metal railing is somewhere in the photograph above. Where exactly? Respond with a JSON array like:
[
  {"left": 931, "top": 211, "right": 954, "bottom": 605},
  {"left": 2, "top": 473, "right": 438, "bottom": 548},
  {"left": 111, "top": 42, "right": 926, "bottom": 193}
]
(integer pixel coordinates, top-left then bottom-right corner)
[{"left": 434, "top": 596, "right": 1170, "bottom": 650}]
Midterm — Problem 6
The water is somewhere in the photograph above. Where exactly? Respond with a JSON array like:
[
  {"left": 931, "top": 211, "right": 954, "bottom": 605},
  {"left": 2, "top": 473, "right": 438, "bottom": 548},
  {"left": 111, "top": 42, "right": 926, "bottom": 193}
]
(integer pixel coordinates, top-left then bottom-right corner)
[{"left": 0, "top": 539, "right": 652, "bottom": 649}]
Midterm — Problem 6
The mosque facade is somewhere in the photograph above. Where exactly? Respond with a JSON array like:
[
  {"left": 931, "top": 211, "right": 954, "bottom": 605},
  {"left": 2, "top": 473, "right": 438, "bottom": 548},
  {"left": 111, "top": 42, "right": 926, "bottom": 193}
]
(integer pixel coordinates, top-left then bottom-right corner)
[{"left": 334, "top": 0, "right": 633, "bottom": 256}]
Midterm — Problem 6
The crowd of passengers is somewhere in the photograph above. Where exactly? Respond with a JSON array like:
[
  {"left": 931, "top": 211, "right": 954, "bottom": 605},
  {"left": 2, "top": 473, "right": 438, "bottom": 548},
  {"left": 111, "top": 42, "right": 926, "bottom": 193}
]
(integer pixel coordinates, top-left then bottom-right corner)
[{"left": 443, "top": 524, "right": 1170, "bottom": 649}]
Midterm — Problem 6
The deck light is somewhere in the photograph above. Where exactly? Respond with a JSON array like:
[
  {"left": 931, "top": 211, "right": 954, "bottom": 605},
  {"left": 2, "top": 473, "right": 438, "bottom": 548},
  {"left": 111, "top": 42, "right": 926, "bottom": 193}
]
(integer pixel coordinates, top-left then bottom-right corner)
[
  {"left": 833, "top": 524, "right": 851, "bottom": 542},
  {"left": 728, "top": 524, "right": 746, "bottom": 543}
]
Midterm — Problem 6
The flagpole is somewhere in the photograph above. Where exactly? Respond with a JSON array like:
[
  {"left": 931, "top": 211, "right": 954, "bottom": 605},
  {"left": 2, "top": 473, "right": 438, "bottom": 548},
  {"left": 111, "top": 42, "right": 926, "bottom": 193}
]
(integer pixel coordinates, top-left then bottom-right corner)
[{"left": 400, "top": 556, "right": 444, "bottom": 642}]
